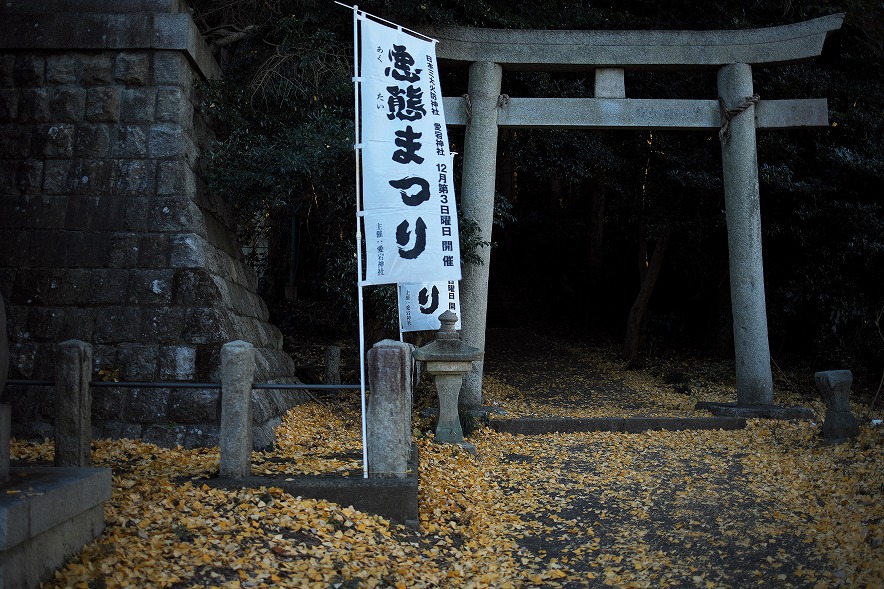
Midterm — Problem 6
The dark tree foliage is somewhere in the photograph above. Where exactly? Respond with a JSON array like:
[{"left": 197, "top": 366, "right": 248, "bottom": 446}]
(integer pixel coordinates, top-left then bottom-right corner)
[{"left": 190, "top": 0, "right": 884, "bottom": 385}]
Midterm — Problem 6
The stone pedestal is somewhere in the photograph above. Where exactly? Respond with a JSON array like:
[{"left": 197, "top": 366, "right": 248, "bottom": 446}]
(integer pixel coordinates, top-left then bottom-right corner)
[
  {"left": 366, "top": 340, "right": 413, "bottom": 478},
  {"left": 815, "top": 369, "right": 860, "bottom": 441},
  {"left": 428, "top": 369, "right": 468, "bottom": 443}
]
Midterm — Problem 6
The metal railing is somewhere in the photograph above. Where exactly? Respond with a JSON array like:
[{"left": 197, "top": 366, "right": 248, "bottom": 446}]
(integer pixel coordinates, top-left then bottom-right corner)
[{"left": 6, "top": 379, "right": 362, "bottom": 391}]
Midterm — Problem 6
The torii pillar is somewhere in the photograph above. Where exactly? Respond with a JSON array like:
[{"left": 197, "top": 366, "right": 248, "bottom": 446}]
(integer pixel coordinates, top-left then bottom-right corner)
[
  {"left": 718, "top": 63, "right": 773, "bottom": 404},
  {"left": 459, "top": 62, "right": 502, "bottom": 408}
]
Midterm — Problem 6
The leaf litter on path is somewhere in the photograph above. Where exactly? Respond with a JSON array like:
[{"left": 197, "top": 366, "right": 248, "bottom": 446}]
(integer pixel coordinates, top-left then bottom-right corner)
[{"left": 11, "top": 335, "right": 884, "bottom": 588}]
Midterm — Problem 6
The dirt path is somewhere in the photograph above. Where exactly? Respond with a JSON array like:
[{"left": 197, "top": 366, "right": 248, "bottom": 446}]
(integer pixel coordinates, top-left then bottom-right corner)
[
  {"left": 487, "top": 429, "right": 834, "bottom": 588},
  {"left": 479, "top": 326, "right": 843, "bottom": 588},
  {"left": 484, "top": 326, "right": 649, "bottom": 412}
]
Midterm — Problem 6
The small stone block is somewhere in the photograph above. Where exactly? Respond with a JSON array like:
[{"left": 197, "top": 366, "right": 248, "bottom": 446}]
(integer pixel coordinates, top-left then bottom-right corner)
[
  {"left": 0, "top": 55, "right": 15, "bottom": 87},
  {"left": 814, "top": 369, "right": 853, "bottom": 412},
  {"left": 0, "top": 89, "right": 18, "bottom": 122},
  {"left": 14, "top": 55, "right": 45, "bottom": 87},
  {"left": 595, "top": 67, "right": 625, "bottom": 98},
  {"left": 85, "top": 87, "right": 120, "bottom": 123},
  {"left": 149, "top": 123, "right": 185, "bottom": 157},
  {"left": 80, "top": 53, "right": 115, "bottom": 86},
  {"left": 120, "top": 87, "right": 156, "bottom": 122},
  {"left": 814, "top": 370, "right": 860, "bottom": 440},
  {"left": 46, "top": 55, "right": 79, "bottom": 85}
]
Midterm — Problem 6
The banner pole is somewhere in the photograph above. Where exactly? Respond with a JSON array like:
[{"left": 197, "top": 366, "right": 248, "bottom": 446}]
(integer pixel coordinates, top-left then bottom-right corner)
[
  {"left": 349, "top": 5, "right": 369, "bottom": 479},
  {"left": 335, "top": 1, "right": 436, "bottom": 42}
]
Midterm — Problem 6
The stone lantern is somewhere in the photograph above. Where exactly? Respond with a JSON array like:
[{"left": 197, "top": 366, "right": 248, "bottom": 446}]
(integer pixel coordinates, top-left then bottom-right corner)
[{"left": 412, "top": 311, "right": 483, "bottom": 446}]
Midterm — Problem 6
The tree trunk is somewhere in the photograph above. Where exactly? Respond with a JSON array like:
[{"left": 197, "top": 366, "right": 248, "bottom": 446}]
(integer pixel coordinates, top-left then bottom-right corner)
[
  {"left": 586, "top": 183, "right": 606, "bottom": 275},
  {"left": 580, "top": 182, "right": 606, "bottom": 328},
  {"left": 624, "top": 227, "right": 670, "bottom": 360}
]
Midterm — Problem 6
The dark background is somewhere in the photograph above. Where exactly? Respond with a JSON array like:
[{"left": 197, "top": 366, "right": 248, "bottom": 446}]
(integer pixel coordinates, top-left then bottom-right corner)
[{"left": 191, "top": 0, "right": 884, "bottom": 388}]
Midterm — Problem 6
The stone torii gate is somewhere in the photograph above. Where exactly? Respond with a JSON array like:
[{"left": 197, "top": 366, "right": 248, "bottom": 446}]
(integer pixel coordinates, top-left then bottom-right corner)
[{"left": 429, "top": 14, "right": 845, "bottom": 409}]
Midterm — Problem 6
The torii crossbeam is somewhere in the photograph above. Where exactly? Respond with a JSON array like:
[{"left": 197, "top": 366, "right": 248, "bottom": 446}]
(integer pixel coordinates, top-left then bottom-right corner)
[{"left": 431, "top": 15, "right": 845, "bottom": 408}]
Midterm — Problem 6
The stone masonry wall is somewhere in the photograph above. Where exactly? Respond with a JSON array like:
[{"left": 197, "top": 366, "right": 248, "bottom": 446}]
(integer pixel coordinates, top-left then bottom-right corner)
[{"left": 0, "top": 0, "right": 307, "bottom": 449}]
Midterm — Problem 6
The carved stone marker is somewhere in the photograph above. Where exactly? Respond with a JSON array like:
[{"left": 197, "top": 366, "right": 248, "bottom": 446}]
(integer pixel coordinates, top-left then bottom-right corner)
[
  {"left": 366, "top": 340, "right": 413, "bottom": 477},
  {"left": 814, "top": 370, "right": 860, "bottom": 441}
]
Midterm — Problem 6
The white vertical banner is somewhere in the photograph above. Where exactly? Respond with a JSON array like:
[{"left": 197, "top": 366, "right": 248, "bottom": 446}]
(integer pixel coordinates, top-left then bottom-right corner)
[
  {"left": 358, "top": 13, "right": 461, "bottom": 285},
  {"left": 398, "top": 280, "right": 461, "bottom": 332}
]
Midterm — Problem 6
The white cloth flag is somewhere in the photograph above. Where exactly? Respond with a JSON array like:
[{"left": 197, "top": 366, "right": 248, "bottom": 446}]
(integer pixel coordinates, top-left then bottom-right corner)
[
  {"left": 358, "top": 14, "right": 461, "bottom": 285},
  {"left": 398, "top": 280, "right": 461, "bottom": 332}
]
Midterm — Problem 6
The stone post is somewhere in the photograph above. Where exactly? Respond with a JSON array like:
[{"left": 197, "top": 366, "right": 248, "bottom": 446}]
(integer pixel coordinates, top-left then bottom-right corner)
[
  {"left": 0, "top": 404, "right": 10, "bottom": 482},
  {"left": 366, "top": 340, "right": 413, "bottom": 477},
  {"left": 0, "top": 292, "right": 7, "bottom": 396},
  {"left": 1, "top": 293, "right": 8, "bottom": 481},
  {"left": 219, "top": 340, "right": 255, "bottom": 478},
  {"left": 325, "top": 345, "right": 342, "bottom": 390},
  {"left": 55, "top": 340, "right": 93, "bottom": 467},
  {"left": 459, "top": 61, "right": 503, "bottom": 409},
  {"left": 717, "top": 63, "right": 774, "bottom": 405},
  {"left": 814, "top": 370, "right": 860, "bottom": 440}
]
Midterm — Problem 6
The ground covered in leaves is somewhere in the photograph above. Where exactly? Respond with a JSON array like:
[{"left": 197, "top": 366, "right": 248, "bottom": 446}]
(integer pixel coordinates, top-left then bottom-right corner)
[{"left": 13, "top": 328, "right": 884, "bottom": 588}]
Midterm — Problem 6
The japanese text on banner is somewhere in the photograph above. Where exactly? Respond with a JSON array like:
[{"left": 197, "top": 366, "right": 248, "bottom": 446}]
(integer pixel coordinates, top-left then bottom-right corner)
[
  {"left": 398, "top": 280, "right": 461, "bottom": 332},
  {"left": 358, "top": 15, "right": 461, "bottom": 285}
]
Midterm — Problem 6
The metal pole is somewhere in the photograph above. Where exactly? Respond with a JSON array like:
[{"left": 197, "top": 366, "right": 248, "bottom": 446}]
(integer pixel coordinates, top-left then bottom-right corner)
[{"left": 349, "top": 5, "right": 370, "bottom": 479}]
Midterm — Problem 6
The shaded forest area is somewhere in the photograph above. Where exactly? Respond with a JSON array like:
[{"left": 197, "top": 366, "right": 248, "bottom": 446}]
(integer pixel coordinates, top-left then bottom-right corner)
[{"left": 189, "top": 0, "right": 884, "bottom": 389}]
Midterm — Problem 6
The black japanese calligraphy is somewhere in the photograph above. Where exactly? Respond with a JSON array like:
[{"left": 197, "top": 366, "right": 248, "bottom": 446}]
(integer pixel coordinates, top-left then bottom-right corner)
[
  {"left": 389, "top": 176, "right": 430, "bottom": 206},
  {"left": 386, "top": 86, "right": 426, "bottom": 122},
  {"left": 395, "top": 217, "right": 427, "bottom": 259},
  {"left": 418, "top": 285, "right": 440, "bottom": 314},
  {"left": 392, "top": 126, "right": 424, "bottom": 165},
  {"left": 385, "top": 44, "right": 422, "bottom": 83}
]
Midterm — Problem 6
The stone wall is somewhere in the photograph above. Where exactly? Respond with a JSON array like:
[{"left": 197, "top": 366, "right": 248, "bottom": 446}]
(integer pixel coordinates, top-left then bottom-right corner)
[{"left": 0, "top": 0, "right": 307, "bottom": 449}]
